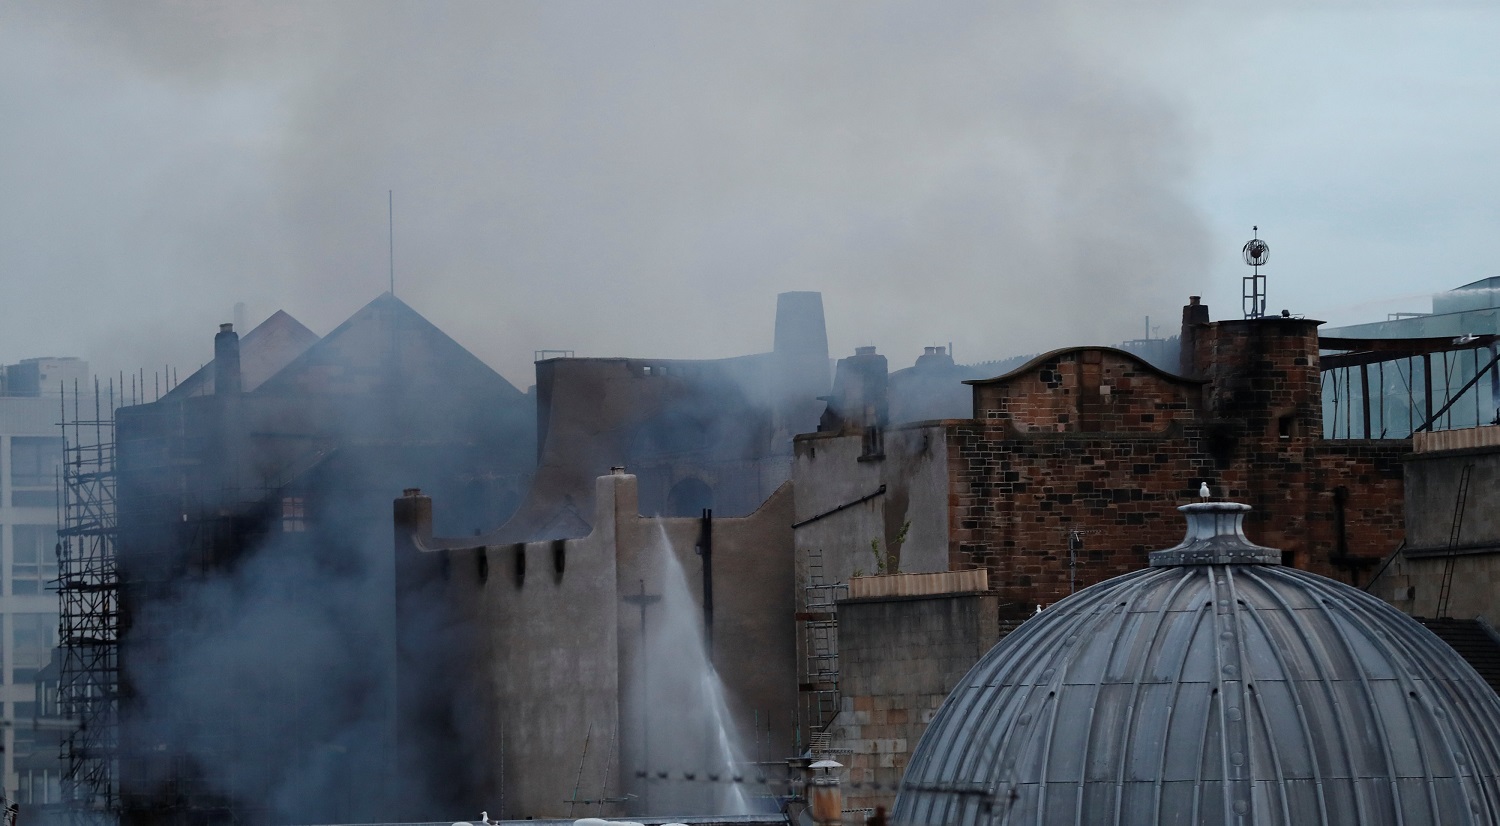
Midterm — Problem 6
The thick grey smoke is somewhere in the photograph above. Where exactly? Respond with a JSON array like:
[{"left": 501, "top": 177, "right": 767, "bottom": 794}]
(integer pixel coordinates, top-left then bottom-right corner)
[
  {"left": 129, "top": 528, "right": 396, "bottom": 821},
  {"left": 1, "top": 1, "right": 1206, "bottom": 383}
]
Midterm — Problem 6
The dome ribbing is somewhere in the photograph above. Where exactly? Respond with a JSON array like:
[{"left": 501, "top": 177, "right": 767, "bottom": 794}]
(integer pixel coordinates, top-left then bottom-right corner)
[{"left": 893, "top": 504, "right": 1500, "bottom": 825}]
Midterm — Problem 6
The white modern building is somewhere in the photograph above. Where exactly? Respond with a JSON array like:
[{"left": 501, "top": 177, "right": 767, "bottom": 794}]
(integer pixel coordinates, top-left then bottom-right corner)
[{"left": 0, "top": 357, "right": 85, "bottom": 810}]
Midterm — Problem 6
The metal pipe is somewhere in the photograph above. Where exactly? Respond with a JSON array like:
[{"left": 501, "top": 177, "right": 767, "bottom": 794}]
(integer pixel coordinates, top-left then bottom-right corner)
[
  {"left": 1416, "top": 349, "right": 1500, "bottom": 433},
  {"left": 1423, "top": 353, "right": 1433, "bottom": 429},
  {"left": 1360, "top": 363, "right": 1371, "bottom": 438},
  {"left": 699, "top": 508, "right": 714, "bottom": 657}
]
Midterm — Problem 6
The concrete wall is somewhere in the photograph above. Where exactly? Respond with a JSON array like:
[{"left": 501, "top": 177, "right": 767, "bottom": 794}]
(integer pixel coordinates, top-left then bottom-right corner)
[
  {"left": 613, "top": 478, "right": 797, "bottom": 815},
  {"left": 499, "top": 293, "right": 828, "bottom": 542},
  {"left": 396, "top": 471, "right": 795, "bottom": 820},
  {"left": 830, "top": 590, "right": 999, "bottom": 817},
  {"left": 1404, "top": 442, "right": 1500, "bottom": 553},
  {"left": 1368, "top": 438, "right": 1500, "bottom": 620},
  {"left": 1370, "top": 554, "right": 1500, "bottom": 621},
  {"left": 484, "top": 479, "right": 622, "bottom": 820},
  {"left": 792, "top": 424, "right": 950, "bottom": 588}
]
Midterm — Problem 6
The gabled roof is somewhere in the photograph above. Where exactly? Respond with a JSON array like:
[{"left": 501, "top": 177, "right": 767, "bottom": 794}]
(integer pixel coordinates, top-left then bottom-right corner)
[
  {"left": 252, "top": 292, "right": 524, "bottom": 400},
  {"left": 163, "top": 310, "right": 320, "bottom": 400},
  {"left": 962, "top": 345, "right": 1206, "bottom": 388}
]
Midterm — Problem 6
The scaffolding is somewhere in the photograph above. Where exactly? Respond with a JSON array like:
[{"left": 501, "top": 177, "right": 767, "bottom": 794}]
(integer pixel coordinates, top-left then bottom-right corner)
[
  {"left": 58, "top": 370, "right": 185, "bottom": 825},
  {"left": 797, "top": 550, "right": 845, "bottom": 740},
  {"left": 58, "top": 378, "right": 122, "bottom": 824}
]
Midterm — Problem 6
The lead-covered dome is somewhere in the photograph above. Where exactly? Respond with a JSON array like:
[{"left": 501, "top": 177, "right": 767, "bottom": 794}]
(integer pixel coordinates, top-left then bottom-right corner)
[{"left": 893, "top": 503, "right": 1500, "bottom": 825}]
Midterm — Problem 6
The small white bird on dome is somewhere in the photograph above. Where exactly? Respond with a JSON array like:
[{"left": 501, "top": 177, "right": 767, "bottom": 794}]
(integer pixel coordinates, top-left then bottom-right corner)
[{"left": 1199, "top": 482, "right": 1211, "bottom": 500}]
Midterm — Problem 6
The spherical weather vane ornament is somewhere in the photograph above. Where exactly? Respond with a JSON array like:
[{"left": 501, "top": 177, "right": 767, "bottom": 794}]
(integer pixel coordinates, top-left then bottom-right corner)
[
  {"left": 1241, "top": 225, "right": 1269, "bottom": 319},
  {"left": 1242, "top": 226, "right": 1269, "bottom": 267}
]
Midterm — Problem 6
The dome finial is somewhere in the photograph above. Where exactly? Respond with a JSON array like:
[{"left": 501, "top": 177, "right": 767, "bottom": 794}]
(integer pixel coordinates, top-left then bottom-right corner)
[{"left": 1149, "top": 501, "right": 1282, "bottom": 566}]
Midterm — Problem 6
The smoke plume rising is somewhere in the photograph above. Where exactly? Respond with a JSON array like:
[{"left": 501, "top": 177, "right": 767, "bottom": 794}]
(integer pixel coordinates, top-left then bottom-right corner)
[{"left": 2, "top": 1, "right": 1206, "bottom": 383}]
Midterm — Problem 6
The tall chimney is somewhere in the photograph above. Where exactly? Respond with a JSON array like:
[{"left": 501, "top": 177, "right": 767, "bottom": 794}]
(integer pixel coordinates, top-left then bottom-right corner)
[
  {"left": 1179, "top": 296, "right": 1210, "bottom": 376},
  {"left": 819, "top": 346, "right": 889, "bottom": 444},
  {"left": 772, "top": 291, "right": 832, "bottom": 443},
  {"left": 214, "top": 323, "right": 242, "bottom": 395}
]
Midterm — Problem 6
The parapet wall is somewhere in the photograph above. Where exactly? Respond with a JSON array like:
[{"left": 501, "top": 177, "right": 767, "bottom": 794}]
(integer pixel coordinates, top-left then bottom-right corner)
[{"left": 394, "top": 472, "right": 794, "bottom": 820}]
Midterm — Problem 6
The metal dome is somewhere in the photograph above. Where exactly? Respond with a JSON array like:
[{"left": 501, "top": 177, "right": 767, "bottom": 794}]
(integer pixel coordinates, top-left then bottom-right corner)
[{"left": 893, "top": 503, "right": 1500, "bottom": 825}]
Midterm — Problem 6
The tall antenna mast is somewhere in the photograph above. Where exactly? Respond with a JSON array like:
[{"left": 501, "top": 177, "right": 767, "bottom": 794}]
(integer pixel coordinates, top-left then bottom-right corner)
[
  {"left": 388, "top": 190, "right": 395, "bottom": 296},
  {"left": 1242, "top": 226, "right": 1269, "bottom": 319}
]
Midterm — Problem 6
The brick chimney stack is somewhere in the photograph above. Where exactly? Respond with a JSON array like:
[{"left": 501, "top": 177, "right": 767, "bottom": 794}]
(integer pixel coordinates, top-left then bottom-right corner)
[{"left": 1179, "top": 296, "right": 1210, "bottom": 377}]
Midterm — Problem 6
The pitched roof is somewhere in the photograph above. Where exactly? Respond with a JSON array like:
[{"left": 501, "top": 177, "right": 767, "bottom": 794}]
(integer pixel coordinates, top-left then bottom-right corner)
[
  {"left": 163, "top": 310, "right": 320, "bottom": 400},
  {"left": 252, "top": 292, "right": 524, "bottom": 400}
]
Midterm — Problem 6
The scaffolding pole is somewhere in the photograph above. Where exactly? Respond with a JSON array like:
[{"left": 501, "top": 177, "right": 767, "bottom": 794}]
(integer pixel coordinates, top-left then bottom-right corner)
[{"left": 58, "top": 377, "right": 121, "bottom": 825}]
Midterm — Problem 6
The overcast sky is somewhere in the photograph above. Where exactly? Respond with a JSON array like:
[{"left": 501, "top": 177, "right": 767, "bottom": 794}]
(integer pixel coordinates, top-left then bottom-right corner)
[{"left": 3, "top": 2, "right": 1497, "bottom": 388}]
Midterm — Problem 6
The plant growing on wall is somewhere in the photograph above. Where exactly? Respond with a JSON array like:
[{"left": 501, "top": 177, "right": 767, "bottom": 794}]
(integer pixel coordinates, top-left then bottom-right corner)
[{"left": 867, "top": 521, "right": 911, "bottom": 575}]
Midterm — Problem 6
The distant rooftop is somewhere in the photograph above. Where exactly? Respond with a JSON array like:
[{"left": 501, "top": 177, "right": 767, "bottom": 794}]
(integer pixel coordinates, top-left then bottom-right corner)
[{"left": 1324, "top": 277, "right": 1500, "bottom": 340}]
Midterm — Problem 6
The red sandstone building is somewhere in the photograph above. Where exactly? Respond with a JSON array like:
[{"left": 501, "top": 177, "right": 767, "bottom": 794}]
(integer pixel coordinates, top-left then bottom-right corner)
[
  {"left": 791, "top": 297, "right": 1411, "bottom": 807},
  {"left": 797, "top": 297, "right": 1406, "bottom": 610}
]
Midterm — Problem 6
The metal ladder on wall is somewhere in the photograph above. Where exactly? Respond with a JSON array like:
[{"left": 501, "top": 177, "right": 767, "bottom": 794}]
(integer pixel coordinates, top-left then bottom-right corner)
[
  {"left": 800, "top": 550, "right": 844, "bottom": 733},
  {"left": 1436, "top": 463, "right": 1474, "bottom": 620}
]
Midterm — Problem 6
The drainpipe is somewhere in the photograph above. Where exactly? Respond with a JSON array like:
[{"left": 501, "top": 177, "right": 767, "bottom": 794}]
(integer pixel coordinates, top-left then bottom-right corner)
[{"left": 698, "top": 508, "right": 714, "bottom": 657}]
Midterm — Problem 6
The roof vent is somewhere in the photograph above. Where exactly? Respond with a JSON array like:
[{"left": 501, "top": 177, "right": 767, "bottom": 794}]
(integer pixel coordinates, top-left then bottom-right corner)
[{"left": 1149, "top": 501, "right": 1281, "bottom": 567}]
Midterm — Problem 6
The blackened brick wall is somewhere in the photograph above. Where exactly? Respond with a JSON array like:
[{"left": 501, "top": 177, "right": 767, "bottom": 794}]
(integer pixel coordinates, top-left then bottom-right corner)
[{"left": 949, "top": 326, "right": 1407, "bottom": 609}]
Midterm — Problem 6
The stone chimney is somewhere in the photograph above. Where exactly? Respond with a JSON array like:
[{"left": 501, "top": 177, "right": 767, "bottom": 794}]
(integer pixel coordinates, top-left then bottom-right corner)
[
  {"left": 819, "top": 347, "right": 889, "bottom": 454},
  {"left": 772, "top": 291, "right": 832, "bottom": 443},
  {"left": 1179, "top": 296, "right": 1210, "bottom": 376},
  {"left": 214, "top": 323, "right": 242, "bottom": 395},
  {"left": 914, "top": 345, "right": 955, "bottom": 371}
]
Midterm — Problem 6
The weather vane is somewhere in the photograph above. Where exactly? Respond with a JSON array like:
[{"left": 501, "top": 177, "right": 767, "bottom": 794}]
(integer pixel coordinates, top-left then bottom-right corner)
[{"left": 1242, "top": 226, "right": 1269, "bottom": 319}]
